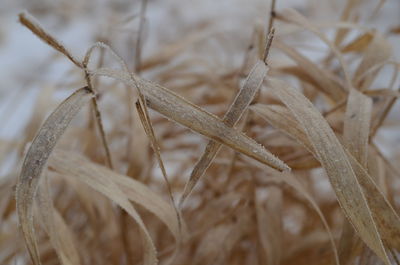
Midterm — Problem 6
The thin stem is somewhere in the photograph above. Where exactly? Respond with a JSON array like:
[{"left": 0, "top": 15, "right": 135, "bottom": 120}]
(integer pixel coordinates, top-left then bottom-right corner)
[
  {"left": 370, "top": 90, "right": 399, "bottom": 139},
  {"left": 84, "top": 69, "right": 114, "bottom": 169},
  {"left": 267, "top": 0, "right": 277, "bottom": 34},
  {"left": 263, "top": 27, "right": 275, "bottom": 64},
  {"left": 134, "top": 0, "right": 148, "bottom": 73}
]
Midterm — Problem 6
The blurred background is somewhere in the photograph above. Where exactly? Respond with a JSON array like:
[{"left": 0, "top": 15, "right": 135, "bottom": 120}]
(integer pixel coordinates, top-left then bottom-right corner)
[{"left": 1, "top": 0, "right": 399, "bottom": 143}]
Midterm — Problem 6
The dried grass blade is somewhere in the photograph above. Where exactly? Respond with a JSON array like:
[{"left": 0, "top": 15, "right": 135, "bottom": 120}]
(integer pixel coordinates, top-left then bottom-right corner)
[
  {"left": 139, "top": 32, "right": 207, "bottom": 71},
  {"left": 347, "top": 154, "right": 400, "bottom": 254},
  {"left": 344, "top": 91, "right": 400, "bottom": 258},
  {"left": 37, "top": 176, "right": 81, "bottom": 265},
  {"left": 251, "top": 104, "right": 311, "bottom": 151},
  {"left": 353, "top": 33, "right": 391, "bottom": 90},
  {"left": 179, "top": 60, "right": 269, "bottom": 206},
  {"left": 344, "top": 89, "right": 372, "bottom": 166},
  {"left": 264, "top": 77, "right": 391, "bottom": 264},
  {"left": 341, "top": 31, "right": 374, "bottom": 53},
  {"left": 83, "top": 43, "right": 121, "bottom": 169},
  {"left": 18, "top": 12, "right": 82, "bottom": 68},
  {"left": 49, "top": 150, "right": 158, "bottom": 265},
  {"left": 50, "top": 150, "right": 183, "bottom": 242},
  {"left": 254, "top": 98, "right": 400, "bottom": 260},
  {"left": 135, "top": 100, "right": 181, "bottom": 234},
  {"left": 271, "top": 172, "right": 340, "bottom": 265},
  {"left": 274, "top": 40, "right": 346, "bottom": 101},
  {"left": 15, "top": 87, "right": 92, "bottom": 265},
  {"left": 250, "top": 105, "right": 341, "bottom": 264},
  {"left": 92, "top": 68, "right": 289, "bottom": 172},
  {"left": 279, "top": 8, "right": 352, "bottom": 90},
  {"left": 333, "top": 0, "right": 360, "bottom": 46},
  {"left": 338, "top": 88, "right": 372, "bottom": 264},
  {"left": 255, "top": 187, "right": 282, "bottom": 265},
  {"left": 22, "top": 85, "right": 55, "bottom": 152}
]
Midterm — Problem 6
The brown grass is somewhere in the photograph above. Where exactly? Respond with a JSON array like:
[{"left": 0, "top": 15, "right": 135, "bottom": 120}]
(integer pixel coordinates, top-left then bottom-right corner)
[{"left": 1, "top": 1, "right": 400, "bottom": 264}]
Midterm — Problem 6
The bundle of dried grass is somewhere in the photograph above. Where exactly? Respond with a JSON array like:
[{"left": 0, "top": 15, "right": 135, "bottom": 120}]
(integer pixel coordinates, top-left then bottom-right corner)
[{"left": 1, "top": 0, "right": 400, "bottom": 264}]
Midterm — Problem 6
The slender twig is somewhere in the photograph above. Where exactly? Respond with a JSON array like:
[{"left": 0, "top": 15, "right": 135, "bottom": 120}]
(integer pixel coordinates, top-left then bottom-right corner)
[
  {"left": 267, "top": 0, "right": 277, "bottom": 34},
  {"left": 263, "top": 27, "right": 275, "bottom": 64},
  {"left": 83, "top": 66, "right": 114, "bottom": 169}
]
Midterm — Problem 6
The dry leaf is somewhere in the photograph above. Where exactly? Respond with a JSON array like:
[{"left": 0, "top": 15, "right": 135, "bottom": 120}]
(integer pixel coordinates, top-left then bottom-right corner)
[
  {"left": 16, "top": 87, "right": 92, "bottom": 265},
  {"left": 261, "top": 77, "right": 393, "bottom": 264},
  {"left": 92, "top": 68, "right": 289, "bottom": 172},
  {"left": 49, "top": 150, "right": 158, "bottom": 265},
  {"left": 180, "top": 60, "right": 269, "bottom": 206}
]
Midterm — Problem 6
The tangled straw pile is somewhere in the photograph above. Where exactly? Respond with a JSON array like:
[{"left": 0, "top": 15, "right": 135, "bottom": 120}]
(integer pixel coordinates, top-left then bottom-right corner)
[{"left": 1, "top": 0, "right": 400, "bottom": 264}]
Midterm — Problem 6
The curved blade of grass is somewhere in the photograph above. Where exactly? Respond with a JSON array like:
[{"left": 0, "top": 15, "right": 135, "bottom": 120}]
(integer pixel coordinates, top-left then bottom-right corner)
[
  {"left": 333, "top": 0, "right": 360, "bottom": 46},
  {"left": 255, "top": 187, "right": 282, "bottom": 265},
  {"left": 274, "top": 39, "right": 346, "bottom": 101},
  {"left": 135, "top": 101, "right": 182, "bottom": 235},
  {"left": 353, "top": 33, "right": 391, "bottom": 90},
  {"left": 140, "top": 32, "right": 207, "bottom": 71},
  {"left": 91, "top": 68, "right": 289, "bottom": 173},
  {"left": 338, "top": 89, "right": 372, "bottom": 264},
  {"left": 37, "top": 176, "right": 81, "bottom": 265},
  {"left": 15, "top": 87, "right": 92, "bottom": 265},
  {"left": 279, "top": 8, "right": 352, "bottom": 90},
  {"left": 269, "top": 172, "right": 340, "bottom": 265},
  {"left": 179, "top": 60, "right": 269, "bottom": 207},
  {"left": 19, "top": 10, "right": 114, "bottom": 171},
  {"left": 19, "top": 11, "right": 115, "bottom": 171},
  {"left": 247, "top": 104, "right": 339, "bottom": 263},
  {"left": 50, "top": 149, "right": 184, "bottom": 243},
  {"left": 251, "top": 104, "right": 311, "bottom": 150},
  {"left": 253, "top": 99, "right": 400, "bottom": 258},
  {"left": 264, "top": 77, "right": 396, "bottom": 264},
  {"left": 344, "top": 89, "right": 372, "bottom": 167},
  {"left": 48, "top": 150, "right": 158, "bottom": 265},
  {"left": 347, "top": 153, "right": 400, "bottom": 253},
  {"left": 341, "top": 31, "right": 374, "bottom": 53},
  {"left": 83, "top": 43, "right": 118, "bottom": 169}
]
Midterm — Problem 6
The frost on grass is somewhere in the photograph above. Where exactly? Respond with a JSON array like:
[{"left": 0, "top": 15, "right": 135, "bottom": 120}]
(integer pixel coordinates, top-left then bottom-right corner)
[{"left": 2, "top": 1, "right": 400, "bottom": 265}]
